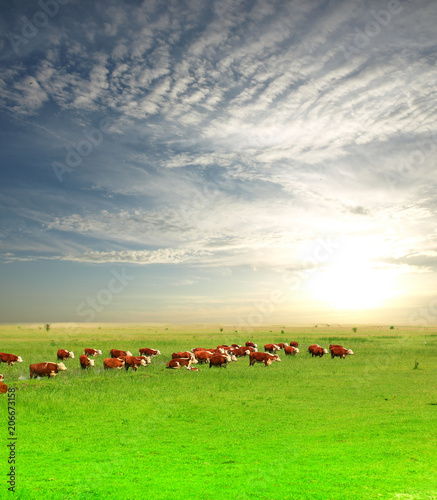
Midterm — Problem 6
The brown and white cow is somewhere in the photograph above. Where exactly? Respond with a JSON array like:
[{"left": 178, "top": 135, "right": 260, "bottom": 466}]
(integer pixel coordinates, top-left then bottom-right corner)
[
  {"left": 57, "top": 349, "right": 75, "bottom": 360},
  {"left": 137, "top": 355, "right": 152, "bottom": 364},
  {"left": 249, "top": 352, "right": 281, "bottom": 366},
  {"left": 166, "top": 358, "right": 192, "bottom": 369},
  {"left": 138, "top": 348, "right": 161, "bottom": 357},
  {"left": 124, "top": 356, "right": 147, "bottom": 371},
  {"left": 30, "top": 362, "right": 67, "bottom": 378},
  {"left": 284, "top": 346, "right": 299, "bottom": 356},
  {"left": 84, "top": 348, "right": 102, "bottom": 356},
  {"left": 276, "top": 342, "right": 289, "bottom": 349},
  {"left": 104, "top": 358, "right": 125, "bottom": 369},
  {"left": 0, "top": 352, "right": 23, "bottom": 366},
  {"left": 0, "top": 374, "right": 7, "bottom": 394},
  {"left": 172, "top": 351, "right": 196, "bottom": 361},
  {"left": 245, "top": 341, "right": 258, "bottom": 348},
  {"left": 229, "top": 347, "right": 250, "bottom": 357},
  {"left": 79, "top": 354, "right": 95, "bottom": 369},
  {"left": 310, "top": 346, "right": 328, "bottom": 357},
  {"left": 194, "top": 351, "right": 214, "bottom": 364},
  {"left": 330, "top": 346, "right": 354, "bottom": 359},
  {"left": 289, "top": 341, "right": 299, "bottom": 348},
  {"left": 110, "top": 349, "right": 132, "bottom": 358},
  {"left": 264, "top": 343, "right": 281, "bottom": 354},
  {"left": 209, "top": 354, "right": 229, "bottom": 368}
]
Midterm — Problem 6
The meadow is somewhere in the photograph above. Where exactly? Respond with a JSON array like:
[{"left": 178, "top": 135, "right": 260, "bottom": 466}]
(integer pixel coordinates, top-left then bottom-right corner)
[{"left": 0, "top": 323, "right": 436, "bottom": 500}]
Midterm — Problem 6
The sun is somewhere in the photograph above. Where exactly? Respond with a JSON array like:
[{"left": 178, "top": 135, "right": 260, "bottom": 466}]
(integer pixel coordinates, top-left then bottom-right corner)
[{"left": 307, "top": 241, "right": 396, "bottom": 310}]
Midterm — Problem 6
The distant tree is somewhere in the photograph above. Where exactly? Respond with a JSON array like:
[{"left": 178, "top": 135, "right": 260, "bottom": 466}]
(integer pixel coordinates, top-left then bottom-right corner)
[
  {"left": 281, "top": 330, "right": 285, "bottom": 334},
  {"left": 219, "top": 327, "right": 223, "bottom": 332},
  {"left": 45, "top": 324, "right": 51, "bottom": 332},
  {"left": 390, "top": 325, "right": 394, "bottom": 330},
  {"left": 352, "top": 327, "right": 357, "bottom": 333}
]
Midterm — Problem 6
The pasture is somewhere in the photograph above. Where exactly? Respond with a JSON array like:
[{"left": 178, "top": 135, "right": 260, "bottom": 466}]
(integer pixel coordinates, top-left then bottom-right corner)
[{"left": 1, "top": 323, "right": 436, "bottom": 500}]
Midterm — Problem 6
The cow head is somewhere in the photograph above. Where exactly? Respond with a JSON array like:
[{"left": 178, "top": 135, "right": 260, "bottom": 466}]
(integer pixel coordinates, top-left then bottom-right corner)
[
  {"left": 230, "top": 354, "right": 238, "bottom": 362},
  {"left": 295, "top": 348, "right": 300, "bottom": 353},
  {"left": 346, "top": 349, "right": 354, "bottom": 355},
  {"left": 16, "top": 356, "right": 23, "bottom": 363},
  {"left": 139, "top": 358, "right": 147, "bottom": 367},
  {"left": 323, "top": 348, "right": 328, "bottom": 354},
  {"left": 57, "top": 362, "right": 67, "bottom": 371},
  {"left": 274, "top": 355, "right": 281, "bottom": 362},
  {"left": 96, "top": 350, "right": 102, "bottom": 355},
  {"left": 88, "top": 358, "right": 95, "bottom": 367},
  {"left": 190, "top": 358, "right": 198, "bottom": 364},
  {"left": 68, "top": 351, "right": 75, "bottom": 359},
  {"left": 126, "top": 351, "right": 132, "bottom": 357},
  {"left": 0, "top": 374, "right": 4, "bottom": 381}
]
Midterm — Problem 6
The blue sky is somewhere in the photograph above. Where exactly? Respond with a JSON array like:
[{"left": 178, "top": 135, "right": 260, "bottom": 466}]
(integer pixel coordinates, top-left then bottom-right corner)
[{"left": 1, "top": 0, "right": 436, "bottom": 326}]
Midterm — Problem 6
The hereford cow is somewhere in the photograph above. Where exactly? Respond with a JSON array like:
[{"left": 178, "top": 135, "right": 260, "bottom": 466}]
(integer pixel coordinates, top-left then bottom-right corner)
[
  {"left": 167, "top": 358, "right": 191, "bottom": 369},
  {"left": 249, "top": 352, "right": 281, "bottom": 367},
  {"left": 289, "top": 341, "right": 299, "bottom": 348},
  {"left": 0, "top": 374, "right": 7, "bottom": 394},
  {"left": 138, "top": 348, "right": 161, "bottom": 357},
  {"left": 329, "top": 344, "right": 344, "bottom": 352},
  {"left": 110, "top": 349, "right": 132, "bottom": 358},
  {"left": 30, "top": 362, "right": 67, "bottom": 379},
  {"left": 172, "top": 351, "right": 196, "bottom": 361},
  {"left": 230, "top": 347, "right": 250, "bottom": 357},
  {"left": 137, "top": 355, "right": 152, "bottom": 364},
  {"left": 84, "top": 348, "right": 102, "bottom": 356},
  {"left": 195, "top": 351, "right": 214, "bottom": 364},
  {"left": 245, "top": 341, "right": 257, "bottom": 348},
  {"left": 331, "top": 346, "right": 354, "bottom": 359},
  {"left": 310, "top": 346, "right": 327, "bottom": 357},
  {"left": 104, "top": 358, "right": 125, "bottom": 369},
  {"left": 57, "top": 349, "right": 74, "bottom": 360},
  {"left": 284, "top": 346, "right": 299, "bottom": 356},
  {"left": 79, "top": 355, "right": 95, "bottom": 369},
  {"left": 264, "top": 343, "right": 281, "bottom": 354},
  {"left": 276, "top": 342, "right": 289, "bottom": 349},
  {"left": 209, "top": 354, "right": 229, "bottom": 368},
  {"left": 0, "top": 352, "right": 23, "bottom": 366},
  {"left": 124, "top": 356, "right": 147, "bottom": 371}
]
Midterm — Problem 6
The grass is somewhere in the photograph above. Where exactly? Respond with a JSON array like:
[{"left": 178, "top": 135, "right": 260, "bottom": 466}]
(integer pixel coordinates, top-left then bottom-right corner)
[{"left": 0, "top": 323, "right": 436, "bottom": 499}]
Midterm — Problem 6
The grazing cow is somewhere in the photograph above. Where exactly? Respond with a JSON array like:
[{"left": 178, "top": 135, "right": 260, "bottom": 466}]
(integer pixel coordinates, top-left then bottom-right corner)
[
  {"left": 249, "top": 352, "right": 281, "bottom": 366},
  {"left": 209, "top": 354, "right": 229, "bottom": 368},
  {"left": 104, "top": 358, "right": 125, "bottom": 369},
  {"left": 330, "top": 346, "right": 354, "bottom": 359},
  {"left": 245, "top": 346, "right": 258, "bottom": 353},
  {"left": 137, "top": 355, "right": 152, "bottom": 364},
  {"left": 0, "top": 352, "right": 23, "bottom": 366},
  {"left": 79, "top": 355, "right": 95, "bottom": 369},
  {"left": 230, "top": 347, "right": 250, "bottom": 357},
  {"left": 110, "top": 349, "right": 132, "bottom": 358},
  {"left": 57, "top": 349, "right": 74, "bottom": 360},
  {"left": 310, "top": 346, "right": 327, "bottom": 357},
  {"left": 329, "top": 344, "right": 344, "bottom": 352},
  {"left": 29, "top": 362, "right": 67, "bottom": 379},
  {"left": 276, "top": 342, "right": 289, "bottom": 349},
  {"left": 172, "top": 351, "right": 196, "bottom": 361},
  {"left": 284, "top": 346, "right": 299, "bottom": 356},
  {"left": 138, "top": 348, "right": 161, "bottom": 357},
  {"left": 0, "top": 374, "right": 7, "bottom": 394},
  {"left": 167, "top": 358, "right": 191, "bottom": 369},
  {"left": 289, "top": 341, "right": 299, "bottom": 348},
  {"left": 195, "top": 351, "right": 214, "bottom": 364},
  {"left": 124, "top": 356, "right": 147, "bottom": 371},
  {"left": 84, "top": 348, "right": 102, "bottom": 356},
  {"left": 264, "top": 343, "right": 281, "bottom": 354},
  {"left": 245, "top": 341, "right": 258, "bottom": 348}
]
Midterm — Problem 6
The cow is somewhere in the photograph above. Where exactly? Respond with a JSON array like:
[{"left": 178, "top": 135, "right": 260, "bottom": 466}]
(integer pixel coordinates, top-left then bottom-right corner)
[
  {"left": 209, "top": 354, "right": 229, "bottom": 368},
  {"left": 245, "top": 341, "right": 257, "bottom": 348},
  {"left": 57, "top": 349, "right": 74, "bottom": 360},
  {"left": 195, "top": 351, "right": 214, "bottom": 364},
  {"left": 330, "top": 346, "right": 354, "bottom": 359},
  {"left": 0, "top": 352, "right": 23, "bottom": 366},
  {"left": 137, "top": 355, "right": 152, "bottom": 364},
  {"left": 79, "top": 355, "right": 95, "bottom": 369},
  {"left": 329, "top": 344, "right": 344, "bottom": 353},
  {"left": 104, "top": 358, "right": 125, "bottom": 369},
  {"left": 110, "top": 349, "right": 132, "bottom": 358},
  {"left": 249, "top": 352, "right": 281, "bottom": 366},
  {"left": 124, "top": 356, "right": 147, "bottom": 371},
  {"left": 172, "top": 351, "right": 196, "bottom": 361},
  {"left": 0, "top": 374, "right": 7, "bottom": 394},
  {"left": 245, "top": 346, "right": 258, "bottom": 353},
  {"left": 276, "top": 342, "right": 289, "bottom": 349},
  {"left": 230, "top": 347, "right": 250, "bottom": 357},
  {"left": 264, "top": 343, "right": 281, "bottom": 354},
  {"left": 289, "top": 341, "right": 299, "bottom": 348},
  {"left": 308, "top": 345, "right": 328, "bottom": 357},
  {"left": 84, "top": 348, "right": 102, "bottom": 356},
  {"left": 138, "top": 348, "right": 161, "bottom": 357},
  {"left": 29, "top": 362, "right": 67, "bottom": 379},
  {"left": 167, "top": 358, "right": 191, "bottom": 369},
  {"left": 284, "top": 346, "right": 299, "bottom": 356}
]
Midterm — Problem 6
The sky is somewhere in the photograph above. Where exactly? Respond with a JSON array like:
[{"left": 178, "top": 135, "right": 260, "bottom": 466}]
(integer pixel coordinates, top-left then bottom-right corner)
[{"left": 0, "top": 0, "right": 436, "bottom": 327}]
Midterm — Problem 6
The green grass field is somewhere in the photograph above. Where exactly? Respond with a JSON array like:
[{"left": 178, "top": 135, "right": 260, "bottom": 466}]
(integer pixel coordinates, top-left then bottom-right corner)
[{"left": 1, "top": 323, "right": 436, "bottom": 500}]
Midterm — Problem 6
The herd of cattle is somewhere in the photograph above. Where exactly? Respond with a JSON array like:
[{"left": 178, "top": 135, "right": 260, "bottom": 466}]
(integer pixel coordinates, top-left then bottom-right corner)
[{"left": 0, "top": 341, "right": 354, "bottom": 390}]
